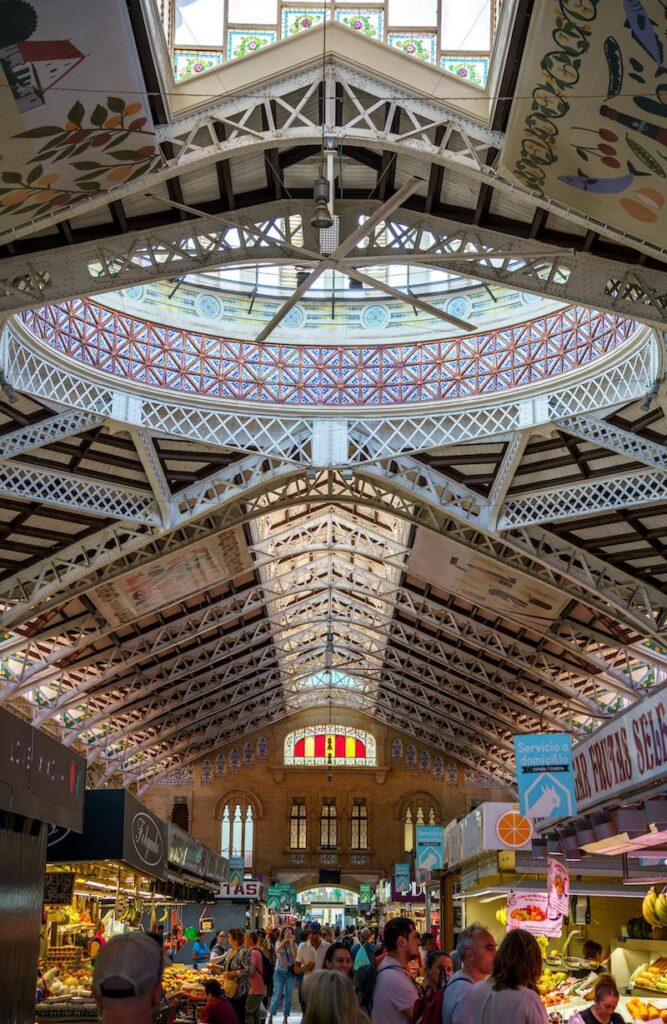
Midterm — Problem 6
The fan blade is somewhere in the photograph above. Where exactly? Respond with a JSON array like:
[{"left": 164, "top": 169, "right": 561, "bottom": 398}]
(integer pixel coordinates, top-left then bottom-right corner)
[
  {"left": 344, "top": 266, "right": 475, "bottom": 331},
  {"left": 332, "top": 177, "right": 423, "bottom": 260},
  {"left": 255, "top": 260, "right": 331, "bottom": 342}
]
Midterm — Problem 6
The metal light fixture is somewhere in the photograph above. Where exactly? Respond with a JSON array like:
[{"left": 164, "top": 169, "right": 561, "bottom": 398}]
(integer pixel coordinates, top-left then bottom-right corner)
[{"left": 310, "top": 174, "right": 333, "bottom": 230}]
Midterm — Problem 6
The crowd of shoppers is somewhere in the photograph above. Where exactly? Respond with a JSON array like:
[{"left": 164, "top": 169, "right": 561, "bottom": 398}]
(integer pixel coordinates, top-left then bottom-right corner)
[{"left": 90, "top": 917, "right": 620, "bottom": 1024}]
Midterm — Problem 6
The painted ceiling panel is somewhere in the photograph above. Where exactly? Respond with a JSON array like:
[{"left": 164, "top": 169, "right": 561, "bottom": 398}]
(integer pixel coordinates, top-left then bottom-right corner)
[
  {"left": 0, "top": 0, "right": 160, "bottom": 233},
  {"left": 500, "top": 0, "right": 667, "bottom": 253}
]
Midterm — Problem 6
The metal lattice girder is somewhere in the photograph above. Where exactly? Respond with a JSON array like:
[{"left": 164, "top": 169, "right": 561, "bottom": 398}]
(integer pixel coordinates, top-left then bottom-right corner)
[
  {"left": 0, "top": 456, "right": 298, "bottom": 628},
  {"left": 3, "top": 323, "right": 314, "bottom": 463},
  {"left": 0, "top": 460, "right": 160, "bottom": 524},
  {"left": 2, "top": 189, "right": 667, "bottom": 325},
  {"left": 124, "top": 682, "right": 514, "bottom": 792},
  {"left": 486, "top": 432, "right": 529, "bottom": 531},
  {"left": 392, "top": 589, "right": 622, "bottom": 710},
  {"left": 249, "top": 509, "right": 410, "bottom": 564},
  {"left": 68, "top": 617, "right": 281, "bottom": 741},
  {"left": 4, "top": 318, "right": 658, "bottom": 468},
  {"left": 498, "top": 469, "right": 667, "bottom": 530},
  {"left": 28, "top": 586, "right": 269, "bottom": 717},
  {"left": 128, "top": 682, "right": 516, "bottom": 793},
  {"left": 556, "top": 413, "right": 667, "bottom": 471},
  {"left": 0, "top": 410, "right": 105, "bottom": 459},
  {"left": 359, "top": 460, "right": 667, "bottom": 636},
  {"left": 130, "top": 428, "right": 173, "bottom": 527}
]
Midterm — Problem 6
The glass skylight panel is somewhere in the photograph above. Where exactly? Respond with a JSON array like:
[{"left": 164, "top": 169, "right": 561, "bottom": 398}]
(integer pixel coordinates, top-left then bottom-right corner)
[
  {"left": 440, "top": 0, "right": 491, "bottom": 52},
  {"left": 228, "top": 0, "right": 278, "bottom": 23},
  {"left": 388, "top": 0, "right": 437, "bottom": 27},
  {"left": 174, "top": 0, "right": 224, "bottom": 46}
]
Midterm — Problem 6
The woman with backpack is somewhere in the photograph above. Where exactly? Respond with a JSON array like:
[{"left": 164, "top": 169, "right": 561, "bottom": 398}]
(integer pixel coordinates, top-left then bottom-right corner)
[
  {"left": 244, "top": 931, "right": 268, "bottom": 1024},
  {"left": 412, "top": 950, "right": 453, "bottom": 1024}
]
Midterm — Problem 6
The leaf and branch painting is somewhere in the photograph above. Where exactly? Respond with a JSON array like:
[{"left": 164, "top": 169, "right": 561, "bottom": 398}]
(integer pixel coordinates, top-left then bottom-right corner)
[{"left": 0, "top": 96, "right": 160, "bottom": 219}]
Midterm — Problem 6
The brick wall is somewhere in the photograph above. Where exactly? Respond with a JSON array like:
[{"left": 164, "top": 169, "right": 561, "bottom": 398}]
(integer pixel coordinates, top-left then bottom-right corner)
[{"left": 141, "top": 709, "right": 512, "bottom": 888}]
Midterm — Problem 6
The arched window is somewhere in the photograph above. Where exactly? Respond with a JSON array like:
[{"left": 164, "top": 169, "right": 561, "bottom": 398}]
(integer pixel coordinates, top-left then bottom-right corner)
[
  {"left": 284, "top": 725, "right": 376, "bottom": 766},
  {"left": 399, "top": 795, "right": 442, "bottom": 854},
  {"left": 219, "top": 797, "right": 258, "bottom": 868},
  {"left": 320, "top": 798, "right": 337, "bottom": 849},
  {"left": 351, "top": 800, "right": 368, "bottom": 850},
  {"left": 290, "top": 800, "right": 307, "bottom": 849},
  {"left": 404, "top": 807, "right": 413, "bottom": 853}
]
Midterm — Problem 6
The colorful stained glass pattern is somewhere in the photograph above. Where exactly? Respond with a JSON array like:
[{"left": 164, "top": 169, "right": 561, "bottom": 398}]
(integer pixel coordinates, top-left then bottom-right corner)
[
  {"left": 215, "top": 754, "right": 226, "bottom": 778},
  {"left": 173, "top": 50, "right": 224, "bottom": 81},
  {"left": 335, "top": 9, "right": 383, "bottom": 39},
  {"left": 388, "top": 33, "right": 437, "bottom": 63},
  {"left": 23, "top": 302, "right": 636, "bottom": 407},
  {"left": 446, "top": 762, "right": 458, "bottom": 786},
  {"left": 256, "top": 736, "right": 269, "bottom": 760},
  {"left": 284, "top": 726, "right": 376, "bottom": 766},
  {"left": 419, "top": 750, "right": 431, "bottom": 775},
  {"left": 440, "top": 55, "right": 489, "bottom": 88},
  {"left": 282, "top": 8, "right": 325, "bottom": 36},
  {"left": 243, "top": 742, "right": 254, "bottom": 766},
  {"left": 227, "top": 30, "right": 276, "bottom": 60},
  {"left": 405, "top": 744, "right": 417, "bottom": 769},
  {"left": 391, "top": 738, "right": 403, "bottom": 764},
  {"left": 230, "top": 747, "right": 241, "bottom": 772},
  {"left": 201, "top": 758, "right": 212, "bottom": 784},
  {"left": 433, "top": 756, "right": 444, "bottom": 781}
]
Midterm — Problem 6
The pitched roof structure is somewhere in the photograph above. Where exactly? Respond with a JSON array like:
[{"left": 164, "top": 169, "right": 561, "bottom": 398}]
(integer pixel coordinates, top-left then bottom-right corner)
[{"left": 0, "top": 0, "right": 665, "bottom": 793}]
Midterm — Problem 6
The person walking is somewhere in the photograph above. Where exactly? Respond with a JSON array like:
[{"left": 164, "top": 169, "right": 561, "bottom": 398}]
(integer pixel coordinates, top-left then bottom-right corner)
[
  {"left": 302, "top": 970, "right": 370, "bottom": 1024},
  {"left": 92, "top": 932, "right": 164, "bottom": 1024},
  {"left": 441, "top": 924, "right": 496, "bottom": 1024},
  {"left": 268, "top": 925, "right": 297, "bottom": 1024},
  {"left": 244, "top": 931, "right": 267, "bottom": 1024},
  {"left": 456, "top": 930, "right": 547, "bottom": 1024},
  {"left": 371, "top": 917, "right": 420, "bottom": 1024},
  {"left": 296, "top": 921, "right": 330, "bottom": 1010}
]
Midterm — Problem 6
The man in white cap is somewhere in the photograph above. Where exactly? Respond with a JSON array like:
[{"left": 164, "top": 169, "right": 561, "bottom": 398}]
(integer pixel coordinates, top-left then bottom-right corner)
[{"left": 92, "top": 932, "right": 164, "bottom": 1023}]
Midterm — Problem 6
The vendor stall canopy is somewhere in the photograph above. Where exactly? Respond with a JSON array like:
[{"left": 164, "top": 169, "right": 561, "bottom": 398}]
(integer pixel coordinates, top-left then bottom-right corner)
[{"left": 0, "top": 0, "right": 666, "bottom": 793}]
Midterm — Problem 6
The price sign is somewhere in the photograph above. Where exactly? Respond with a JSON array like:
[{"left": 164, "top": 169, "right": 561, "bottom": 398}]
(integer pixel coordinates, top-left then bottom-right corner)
[{"left": 44, "top": 872, "right": 75, "bottom": 905}]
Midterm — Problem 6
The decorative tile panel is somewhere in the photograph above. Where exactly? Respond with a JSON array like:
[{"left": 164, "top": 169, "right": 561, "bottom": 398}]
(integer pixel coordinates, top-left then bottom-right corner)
[
  {"left": 227, "top": 30, "right": 276, "bottom": 60},
  {"left": 173, "top": 50, "right": 224, "bottom": 81},
  {"left": 441, "top": 55, "right": 489, "bottom": 88},
  {"left": 388, "top": 33, "right": 436, "bottom": 63},
  {"left": 22, "top": 302, "right": 636, "bottom": 408}
]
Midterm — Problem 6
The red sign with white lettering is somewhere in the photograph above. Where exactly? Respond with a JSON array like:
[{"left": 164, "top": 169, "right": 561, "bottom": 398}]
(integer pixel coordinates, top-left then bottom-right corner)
[{"left": 573, "top": 686, "right": 667, "bottom": 813}]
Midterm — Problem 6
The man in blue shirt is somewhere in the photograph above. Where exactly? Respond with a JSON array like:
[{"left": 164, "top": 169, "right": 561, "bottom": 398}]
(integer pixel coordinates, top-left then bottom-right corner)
[{"left": 192, "top": 931, "right": 211, "bottom": 970}]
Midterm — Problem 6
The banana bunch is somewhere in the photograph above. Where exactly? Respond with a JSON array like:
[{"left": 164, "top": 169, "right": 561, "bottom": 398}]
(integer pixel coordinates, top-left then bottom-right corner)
[
  {"left": 495, "top": 906, "right": 507, "bottom": 926},
  {"left": 642, "top": 887, "right": 667, "bottom": 927}
]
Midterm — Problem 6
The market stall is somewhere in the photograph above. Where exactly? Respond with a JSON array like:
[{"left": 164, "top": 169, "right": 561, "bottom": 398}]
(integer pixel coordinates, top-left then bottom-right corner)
[{"left": 39, "top": 790, "right": 223, "bottom": 1021}]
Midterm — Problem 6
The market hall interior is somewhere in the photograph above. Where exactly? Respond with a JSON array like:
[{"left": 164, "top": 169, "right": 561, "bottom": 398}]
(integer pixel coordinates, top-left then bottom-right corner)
[{"left": 1, "top": 0, "right": 667, "bottom": 1021}]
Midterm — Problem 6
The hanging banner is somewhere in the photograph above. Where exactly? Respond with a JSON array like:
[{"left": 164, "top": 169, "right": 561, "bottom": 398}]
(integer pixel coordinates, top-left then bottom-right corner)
[
  {"left": 547, "top": 858, "right": 570, "bottom": 918},
  {"left": 228, "top": 857, "right": 244, "bottom": 889},
  {"left": 514, "top": 734, "right": 577, "bottom": 820},
  {"left": 359, "top": 883, "right": 373, "bottom": 904},
  {"left": 394, "top": 863, "right": 411, "bottom": 893},
  {"left": 506, "top": 890, "right": 563, "bottom": 938},
  {"left": 416, "top": 826, "right": 445, "bottom": 881}
]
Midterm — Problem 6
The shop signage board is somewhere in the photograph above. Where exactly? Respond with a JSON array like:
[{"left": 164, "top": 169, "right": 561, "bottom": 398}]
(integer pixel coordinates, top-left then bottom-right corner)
[
  {"left": 573, "top": 685, "right": 667, "bottom": 814},
  {"left": 228, "top": 857, "right": 244, "bottom": 889},
  {"left": 47, "top": 789, "right": 168, "bottom": 880},
  {"left": 390, "top": 877, "right": 427, "bottom": 905},
  {"left": 547, "top": 857, "right": 569, "bottom": 918},
  {"left": 359, "top": 883, "right": 373, "bottom": 903},
  {"left": 506, "top": 891, "right": 563, "bottom": 937},
  {"left": 0, "top": 706, "right": 85, "bottom": 831},
  {"left": 514, "top": 734, "right": 577, "bottom": 820},
  {"left": 44, "top": 872, "right": 75, "bottom": 905},
  {"left": 122, "top": 792, "right": 167, "bottom": 877},
  {"left": 445, "top": 804, "right": 533, "bottom": 869},
  {"left": 167, "top": 823, "right": 217, "bottom": 882},
  {"left": 394, "top": 863, "right": 411, "bottom": 893},
  {"left": 416, "top": 826, "right": 444, "bottom": 881},
  {"left": 219, "top": 879, "right": 262, "bottom": 899}
]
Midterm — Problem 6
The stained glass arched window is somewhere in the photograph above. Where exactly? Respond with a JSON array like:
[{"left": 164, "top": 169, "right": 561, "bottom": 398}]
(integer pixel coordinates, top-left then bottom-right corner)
[{"left": 284, "top": 726, "right": 376, "bottom": 766}]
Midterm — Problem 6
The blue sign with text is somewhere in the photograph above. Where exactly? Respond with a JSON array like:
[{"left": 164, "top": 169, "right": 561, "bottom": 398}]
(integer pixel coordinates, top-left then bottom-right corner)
[
  {"left": 416, "top": 825, "right": 444, "bottom": 876},
  {"left": 514, "top": 734, "right": 577, "bottom": 820}
]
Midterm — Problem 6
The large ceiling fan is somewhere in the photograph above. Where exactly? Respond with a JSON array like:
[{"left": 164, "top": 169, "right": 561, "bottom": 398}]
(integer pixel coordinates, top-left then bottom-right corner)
[
  {"left": 147, "top": 177, "right": 478, "bottom": 337},
  {"left": 255, "top": 176, "right": 478, "bottom": 340}
]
